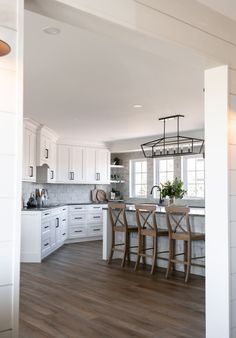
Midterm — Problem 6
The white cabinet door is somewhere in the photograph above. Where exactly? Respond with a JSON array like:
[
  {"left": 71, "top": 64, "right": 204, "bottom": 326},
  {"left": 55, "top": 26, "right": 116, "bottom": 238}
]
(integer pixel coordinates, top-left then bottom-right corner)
[
  {"left": 70, "top": 146, "right": 85, "bottom": 183},
  {"left": 95, "top": 149, "right": 110, "bottom": 183},
  {"left": 57, "top": 145, "right": 70, "bottom": 182},
  {"left": 85, "top": 148, "right": 96, "bottom": 183},
  {"left": 22, "top": 127, "right": 36, "bottom": 182}
]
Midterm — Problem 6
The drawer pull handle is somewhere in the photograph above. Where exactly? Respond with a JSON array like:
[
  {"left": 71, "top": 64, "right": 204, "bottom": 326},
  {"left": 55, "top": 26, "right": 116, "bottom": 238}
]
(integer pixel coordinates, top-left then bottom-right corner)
[
  {"left": 93, "top": 228, "right": 101, "bottom": 231},
  {"left": 44, "top": 213, "right": 50, "bottom": 216},
  {"left": 62, "top": 233, "right": 66, "bottom": 236},
  {"left": 44, "top": 226, "right": 49, "bottom": 229},
  {"left": 75, "top": 217, "right": 82, "bottom": 220},
  {"left": 75, "top": 207, "right": 82, "bottom": 210},
  {"left": 63, "top": 208, "right": 66, "bottom": 211},
  {"left": 44, "top": 243, "right": 49, "bottom": 247},
  {"left": 62, "top": 219, "right": 66, "bottom": 222},
  {"left": 93, "top": 216, "right": 100, "bottom": 219},
  {"left": 93, "top": 207, "right": 100, "bottom": 209},
  {"left": 75, "top": 230, "right": 82, "bottom": 233}
]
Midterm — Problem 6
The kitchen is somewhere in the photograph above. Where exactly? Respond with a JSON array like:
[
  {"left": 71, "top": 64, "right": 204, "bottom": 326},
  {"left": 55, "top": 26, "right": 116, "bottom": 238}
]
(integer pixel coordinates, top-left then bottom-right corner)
[
  {"left": 1, "top": 1, "right": 236, "bottom": 338},
  {"left": 20, "top": 4, "right": 206, "bottom": 337}
]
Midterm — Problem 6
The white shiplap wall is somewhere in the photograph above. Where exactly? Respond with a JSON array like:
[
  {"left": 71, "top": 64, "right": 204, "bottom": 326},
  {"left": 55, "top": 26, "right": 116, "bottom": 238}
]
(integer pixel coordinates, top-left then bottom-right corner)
[
  {"left": 0, "top": 1, "right": 23, "bottom": 337},
  {"left": 229, "top": 71, "right": 236, "bottom": 338}
]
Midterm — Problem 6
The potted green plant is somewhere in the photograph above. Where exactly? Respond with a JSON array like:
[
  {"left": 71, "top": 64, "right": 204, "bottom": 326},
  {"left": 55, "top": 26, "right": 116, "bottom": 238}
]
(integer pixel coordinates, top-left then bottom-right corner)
[{"left": 159, "top": 177, "right": 186, "bottom": 205}]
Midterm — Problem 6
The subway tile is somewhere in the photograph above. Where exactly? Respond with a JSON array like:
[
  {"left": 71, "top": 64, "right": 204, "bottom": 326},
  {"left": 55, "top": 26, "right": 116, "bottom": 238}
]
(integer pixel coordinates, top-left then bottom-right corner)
[
  {"left": 0, "top": 242, "right": 12, "bottom": 286},
  {"left": 0, "top": 285, "right": 12, "bottom": 331}
]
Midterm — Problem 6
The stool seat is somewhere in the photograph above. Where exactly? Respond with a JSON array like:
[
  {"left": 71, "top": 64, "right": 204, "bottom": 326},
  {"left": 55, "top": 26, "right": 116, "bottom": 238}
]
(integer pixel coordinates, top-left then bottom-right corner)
[{"left": 172, "top": 232, "right": 205, "bottom": 241}]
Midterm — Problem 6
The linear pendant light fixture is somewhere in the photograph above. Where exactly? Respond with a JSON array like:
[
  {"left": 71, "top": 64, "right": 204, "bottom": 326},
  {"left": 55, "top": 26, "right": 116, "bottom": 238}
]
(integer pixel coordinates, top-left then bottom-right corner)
[
  {"left": 0, "top": 40, "right": 11, "bottom": 57},
  {"left": 141, "top": 114, "right": 204, "bottom": 158}
]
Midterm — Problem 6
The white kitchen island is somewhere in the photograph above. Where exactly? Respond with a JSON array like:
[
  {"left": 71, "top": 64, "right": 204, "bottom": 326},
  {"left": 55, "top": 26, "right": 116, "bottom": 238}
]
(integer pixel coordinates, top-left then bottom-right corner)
[{"left": 102, "top": 205, "right": 205, "bottom": 276}]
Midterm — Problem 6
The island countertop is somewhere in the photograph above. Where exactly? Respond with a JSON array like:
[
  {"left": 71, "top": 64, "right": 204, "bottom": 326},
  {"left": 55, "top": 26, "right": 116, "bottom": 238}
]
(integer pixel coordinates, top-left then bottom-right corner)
[{"left": 102, "top": 204, "right": 205, "bottom": 217}]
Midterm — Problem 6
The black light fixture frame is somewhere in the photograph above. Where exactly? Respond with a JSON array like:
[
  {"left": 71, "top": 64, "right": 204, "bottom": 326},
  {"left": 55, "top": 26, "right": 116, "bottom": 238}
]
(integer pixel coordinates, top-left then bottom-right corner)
[{"left": 141, "top": 114, "right": 204, "bottom": 158}]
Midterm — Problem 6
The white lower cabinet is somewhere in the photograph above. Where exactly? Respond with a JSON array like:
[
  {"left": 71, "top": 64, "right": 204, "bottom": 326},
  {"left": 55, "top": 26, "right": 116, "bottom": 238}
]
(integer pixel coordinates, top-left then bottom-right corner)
[
  {"left": 21, "top": 206, "right": 68, "bottom": 262},
  {"left": 68, "top": 204, "right": 105, "bottom": 241},
  {"left": 21, "top": 204, "right": 105, "bottom": 262}
]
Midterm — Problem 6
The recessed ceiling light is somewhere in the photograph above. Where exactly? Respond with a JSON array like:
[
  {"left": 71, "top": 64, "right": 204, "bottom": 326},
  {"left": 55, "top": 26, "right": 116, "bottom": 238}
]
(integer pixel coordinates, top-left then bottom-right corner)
[
  {"left": 133, "top": 104, "right": 143, "bottom": 108},
  {"left": 43, "top": 27, "right": 61, "bottom": 35}
]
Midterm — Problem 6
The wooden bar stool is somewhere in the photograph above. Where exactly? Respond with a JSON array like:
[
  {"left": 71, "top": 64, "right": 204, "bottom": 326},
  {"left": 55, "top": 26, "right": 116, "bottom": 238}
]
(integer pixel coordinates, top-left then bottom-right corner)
[
  {"left": 135, "top": 204, "right": 169, "bottom": 275},
  {"left": 165, "top": 205, "right": 205, "bottom": 283},
  {"left": 108, "top": 203, "right": 138, "bottom": 267}
]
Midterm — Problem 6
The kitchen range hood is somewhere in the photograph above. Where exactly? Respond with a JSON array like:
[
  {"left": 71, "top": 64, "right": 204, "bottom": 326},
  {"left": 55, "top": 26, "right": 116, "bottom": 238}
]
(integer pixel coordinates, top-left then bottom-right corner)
[{"left": 141, "top": 114, "right": 204, "bottom": 158}]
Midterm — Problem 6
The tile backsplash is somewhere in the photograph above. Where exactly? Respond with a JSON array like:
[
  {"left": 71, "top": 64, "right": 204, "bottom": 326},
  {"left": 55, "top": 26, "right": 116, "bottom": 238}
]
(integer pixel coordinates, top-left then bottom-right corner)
[{"left": 22, "top": 182, "right": 110, "bottom": 206}]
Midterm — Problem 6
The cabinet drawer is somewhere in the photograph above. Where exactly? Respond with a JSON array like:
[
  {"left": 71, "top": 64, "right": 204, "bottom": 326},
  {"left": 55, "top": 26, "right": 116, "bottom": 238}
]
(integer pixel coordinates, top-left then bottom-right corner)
[
  {"left": 41, "top": 236, "right": 51, "bottom": 255},
  {"left": 69, "top": 226, "right": 86, "bottom": 238},
  {"left": 87, "top": 225, "right": 103, "bottom": 237},
  {"left": 42, "top": 210, "right": 51, "bottom": 219},
  {"left": 61, "top": 229, "right": 67, "bottom": 241},
  {"left": 69, "top": 205, "right": 87, "bottom": 212},
  {"left": 87, "top": 205, "right": 105, "bottom": 211},
  {"left": 87, "top": 212, "right": 102, "bottom": 223},
  {"left": 69, "top": 212, "right": 86, "bottom": 225},
  {"left": 41, "top": 219, "right": 51, "bottom": 234}
]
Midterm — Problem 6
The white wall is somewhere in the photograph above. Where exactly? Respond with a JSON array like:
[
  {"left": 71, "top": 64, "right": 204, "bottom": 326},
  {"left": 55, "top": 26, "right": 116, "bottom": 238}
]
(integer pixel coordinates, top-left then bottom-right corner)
[
  {"left": 229, "top": 72, "right": 236, "bottom": 338},
  {"left": 205, "top": 66, "right": 230, "bottom": 338},
  {"left": 0, "top": 1, "right": 23, "bottom": 337}
]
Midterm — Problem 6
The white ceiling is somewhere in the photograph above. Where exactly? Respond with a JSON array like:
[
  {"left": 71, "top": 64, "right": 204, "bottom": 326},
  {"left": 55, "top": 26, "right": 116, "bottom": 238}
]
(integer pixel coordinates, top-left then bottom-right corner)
[
  {"left": 197, "top": 0, "right": 236, "bottom": 22},
  {"left": 24, "top": 9, "right": 206, "bottom": 144}
]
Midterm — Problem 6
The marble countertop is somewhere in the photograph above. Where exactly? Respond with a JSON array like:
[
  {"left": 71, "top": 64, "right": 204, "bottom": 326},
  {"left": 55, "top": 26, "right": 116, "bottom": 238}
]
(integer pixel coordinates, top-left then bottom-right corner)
[{"left": 22, "top": 202, "right": 108, "bottom": 212}]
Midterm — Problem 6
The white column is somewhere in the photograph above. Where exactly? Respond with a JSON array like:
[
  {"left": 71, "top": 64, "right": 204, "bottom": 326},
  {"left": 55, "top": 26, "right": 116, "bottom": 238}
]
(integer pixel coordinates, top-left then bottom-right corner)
[
  {"left": 205, "top": 66, "right": 230, "bottom": 338},
  {"left": 0, "top": 1, "right": 23, "bottom": 337}
]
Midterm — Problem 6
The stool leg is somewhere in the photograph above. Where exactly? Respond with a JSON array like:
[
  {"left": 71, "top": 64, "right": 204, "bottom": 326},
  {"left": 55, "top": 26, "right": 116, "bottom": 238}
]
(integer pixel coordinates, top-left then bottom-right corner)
[
  {"left": 121, "top": 232, "right": 127, "bottom": 268},
  {"left": 185, "top": 240, "right": 192, "bottom": 283},
  {"left": 127, "top": 232, "right": 131, "bottom": 263},
  {"left": 184, "top": 240, "right": 187, "bottom": 273},
  {"left": 151, "top": 235, "right": 157, "bottom": 275},
  {"left": 166, "top": 237, "right": 173, "bottom": 279},
  {"left": 172, "top": 239, "right": 176, "bottom": 272},
  {"left": 142, "top": 235, "right": 146, "bottom": 266},
  {"left": 135, "top": 232, "right": 142, "bottom": 271},
  {"left": 108, "top": 228, "right": 115, "bottom": 264}
]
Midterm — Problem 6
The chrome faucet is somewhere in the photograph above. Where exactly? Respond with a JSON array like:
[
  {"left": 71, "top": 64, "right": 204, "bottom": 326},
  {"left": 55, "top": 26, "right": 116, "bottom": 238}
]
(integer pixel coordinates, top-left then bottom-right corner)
[{"left": 150, "top": 185, "right": 164, "bottom": 205}]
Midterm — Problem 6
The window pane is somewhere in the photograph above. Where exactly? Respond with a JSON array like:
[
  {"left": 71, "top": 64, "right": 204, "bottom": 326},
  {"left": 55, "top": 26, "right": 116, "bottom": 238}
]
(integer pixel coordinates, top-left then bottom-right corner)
[
  {"left": 167, "top": 172, "right": 174, "bottom": 182},
  {"left": 135, "top": 161, "right": 142, "bottom": 172},
  {"left": 196, "top": 171, "right": 204, "bottom": 180},
  {"left": 141, "top": 173, "right": 147, "bottom": 183},
  {"left": 196, "top": 184, "right": 204, "bottom": 198},
  {"left": 167, "top": 159, "right": 174, "bottom": 171},
  {"left": 159, "top": 160, "right": 166, "bottom": 172},
  {"left": 135, "top": 173, "right": 142, "bottom": 184},
  {"left": 187, "top": 171, "right": 195, "bottom": 183},
  {"left": 187, "top": 158, "right": 195, "bottom": 170},
  {"left": 187, "top": 184, "right": 196, "bottom": 197},
  {"left": 196, "top": 159, "right": 204, "bottom": 171},
  {"left": 160, "top": 172, "right": 167, "bottom": 184},
  {"left": 141, "top": 161, "right": 147, "bottom": 172}
]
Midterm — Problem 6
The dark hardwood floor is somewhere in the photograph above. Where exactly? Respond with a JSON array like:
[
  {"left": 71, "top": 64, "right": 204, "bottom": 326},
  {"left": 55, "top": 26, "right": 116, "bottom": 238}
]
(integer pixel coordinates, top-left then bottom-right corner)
[{"left": 19, "top": 241, "right": 205, "bottom": 338}]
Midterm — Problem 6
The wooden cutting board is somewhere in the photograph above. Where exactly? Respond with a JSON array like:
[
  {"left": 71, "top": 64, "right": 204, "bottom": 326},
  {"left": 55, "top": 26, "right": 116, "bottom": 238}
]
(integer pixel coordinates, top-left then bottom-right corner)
[
  {"left": 96, "top": 190, "right": 107, "bottom": 203},
  {"left": 91, "top": 187, "right": 98, "bottom": 203}
]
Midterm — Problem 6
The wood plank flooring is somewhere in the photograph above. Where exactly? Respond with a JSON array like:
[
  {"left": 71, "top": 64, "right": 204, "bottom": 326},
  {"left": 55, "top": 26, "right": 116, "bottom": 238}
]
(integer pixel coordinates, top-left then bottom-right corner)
[{"left": 19, "top": 241, "right": 205, "bottom": 338}]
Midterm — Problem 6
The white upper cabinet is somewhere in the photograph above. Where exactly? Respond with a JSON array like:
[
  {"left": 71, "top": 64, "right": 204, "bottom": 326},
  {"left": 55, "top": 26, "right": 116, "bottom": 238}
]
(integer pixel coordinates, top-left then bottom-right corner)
[
  {"left": 85, "top": 148, "right": 110, "bottom": 184},
  {"left": 22, "top": 120, "right": 37, "bottom": 182},
  {"left": 57, "top": 145, "right": 85, "bottom": 183},
  {"left": 37, "top": 126, "right": 58, "bottom": 169},
  {"left": 95, "top": 149, "right": 110, "bottom": 184}
]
